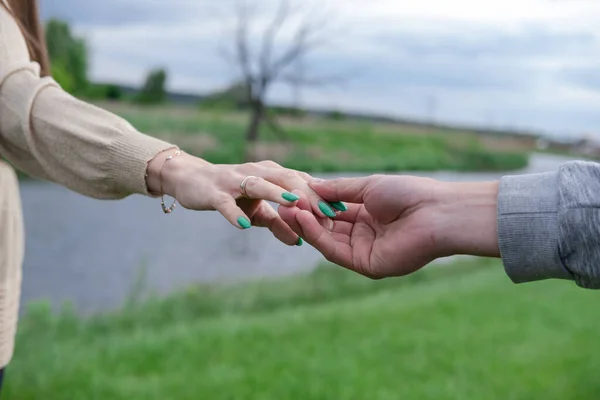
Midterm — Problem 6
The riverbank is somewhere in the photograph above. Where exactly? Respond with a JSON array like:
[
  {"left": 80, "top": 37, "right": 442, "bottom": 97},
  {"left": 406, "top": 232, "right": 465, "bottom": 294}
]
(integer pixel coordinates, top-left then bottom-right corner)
[
  {"left": 7, "top": 258, "right": 598, "bottom": 399},
  {"left": 98, "top": 102, "right": 529, "bottom": 173}
]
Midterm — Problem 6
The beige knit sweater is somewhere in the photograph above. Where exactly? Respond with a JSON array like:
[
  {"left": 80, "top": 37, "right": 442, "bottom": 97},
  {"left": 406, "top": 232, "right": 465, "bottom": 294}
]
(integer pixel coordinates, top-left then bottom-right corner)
[{"left": 0, "top": 6, "right": 175, "bottom": 367}]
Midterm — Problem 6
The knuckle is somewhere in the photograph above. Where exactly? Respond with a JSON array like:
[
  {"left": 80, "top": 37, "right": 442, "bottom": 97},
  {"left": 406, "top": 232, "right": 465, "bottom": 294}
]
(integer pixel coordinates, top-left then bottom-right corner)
[
  {"left": 298, "top": 171, "right": 312, "bottom": 181},
  {"left": 264, "top": 212, "right": 278, "bottom": 224},
  {"left": 369, "top": 175, "right": 386, "bottom": 187},
  {"left": 246, "top": 176, "right": 264, "bottom": 192},
  {"left": 230, "top": 174, "right": 245, "bottom": 190},
  {"left": 239, "top": 162, "right": 260, "bottom": 173},
  {"left": 259, "top": 160, "right": 279, "bottom": 168},
  {"left": 282, "top": 170, "right": 299, "bottom": 181},
  {"left": 328, "top": 178, "right": 344, "bottom": 187}
]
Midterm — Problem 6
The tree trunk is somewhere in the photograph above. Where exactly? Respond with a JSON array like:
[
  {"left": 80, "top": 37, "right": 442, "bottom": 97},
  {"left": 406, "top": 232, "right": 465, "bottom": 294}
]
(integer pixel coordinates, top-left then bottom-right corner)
[{"left": 244, "top": 101, "right": 263, "bottom": 161}]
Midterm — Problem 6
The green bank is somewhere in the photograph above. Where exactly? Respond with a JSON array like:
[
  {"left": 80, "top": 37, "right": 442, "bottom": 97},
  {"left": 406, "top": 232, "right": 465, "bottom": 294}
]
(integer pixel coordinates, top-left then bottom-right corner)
[
  {"left": 102, "top": 103, "right": 529, "bottom": 173},
  {"left": 6, "top": 258, "right": 599, "bottom": 399}
]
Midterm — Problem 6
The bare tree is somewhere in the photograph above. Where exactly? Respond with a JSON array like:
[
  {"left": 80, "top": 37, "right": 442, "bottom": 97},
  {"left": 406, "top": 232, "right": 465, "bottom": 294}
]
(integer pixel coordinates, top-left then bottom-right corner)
[{"left": 219, "top": 0, "right": 348, "bottom": 152}]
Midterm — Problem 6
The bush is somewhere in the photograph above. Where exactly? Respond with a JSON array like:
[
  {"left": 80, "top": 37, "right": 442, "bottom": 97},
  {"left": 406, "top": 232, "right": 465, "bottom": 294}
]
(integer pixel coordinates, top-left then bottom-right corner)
[
  {"left": 84, "top": 83, "right": 123, "bottom": 101},
  {"left": 326, "top": 110, "right": 346, "bottom": 121},
  {"left": 136, "top": 68, "right": 167, "bottom": 105},
  {"left": 105, "top": 84, "right": 123, "bottom": 100}
]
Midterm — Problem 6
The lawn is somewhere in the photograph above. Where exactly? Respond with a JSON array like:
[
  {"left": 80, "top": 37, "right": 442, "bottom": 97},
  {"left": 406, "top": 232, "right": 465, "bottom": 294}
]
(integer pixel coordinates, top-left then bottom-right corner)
[
  {"left": 5, "top": 258, "right": 600, "bottom": 399},
  {"left": 98, "top": 102, "right": 530, "bottom": 173}
]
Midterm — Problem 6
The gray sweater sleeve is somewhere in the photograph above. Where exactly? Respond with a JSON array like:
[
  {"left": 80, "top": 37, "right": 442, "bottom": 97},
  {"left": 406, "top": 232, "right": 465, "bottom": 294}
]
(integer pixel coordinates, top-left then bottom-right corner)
[{"left": 498, "top": 161, "right": 600, "bottom": 289}]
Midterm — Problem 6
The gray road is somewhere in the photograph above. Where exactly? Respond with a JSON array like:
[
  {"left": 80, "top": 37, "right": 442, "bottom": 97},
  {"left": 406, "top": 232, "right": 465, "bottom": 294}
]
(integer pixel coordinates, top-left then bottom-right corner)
[{"left": 18, "top": 153, "right": 576, "bottom": 314}]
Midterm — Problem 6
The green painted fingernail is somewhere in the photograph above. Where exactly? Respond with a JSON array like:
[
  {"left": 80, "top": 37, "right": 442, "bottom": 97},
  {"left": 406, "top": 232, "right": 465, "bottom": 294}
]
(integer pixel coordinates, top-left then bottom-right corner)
[
  {"left": 329, "top": 201, "right": 347, "bottom": 212},
  {"left": 296, "top": 237, "right": 303, "bottom": 246},
  {"left": 319, "top": 201, "right": 336, "bottom": 218},
  {"left": 282, "top": 192, "right": 300, "bottom": 202},
  {"left": 237, "top": 216, "right": 251, "bottom": 229}
]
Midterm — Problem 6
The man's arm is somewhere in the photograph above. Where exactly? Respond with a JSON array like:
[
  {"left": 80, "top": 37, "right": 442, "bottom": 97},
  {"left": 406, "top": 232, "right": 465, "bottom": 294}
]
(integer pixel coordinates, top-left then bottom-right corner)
[
  {"left": 499, "top": 161, "right": 600, "bottom": 288},
  {"left": 284, "top": 161, "right": 600, "bottom": 288}
]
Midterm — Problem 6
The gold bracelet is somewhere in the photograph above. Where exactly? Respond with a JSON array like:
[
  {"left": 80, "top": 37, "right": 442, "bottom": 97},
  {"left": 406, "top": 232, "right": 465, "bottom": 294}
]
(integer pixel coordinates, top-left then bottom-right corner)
[{"left": 159, "top": 149, "right": 181, "bottom": 214}]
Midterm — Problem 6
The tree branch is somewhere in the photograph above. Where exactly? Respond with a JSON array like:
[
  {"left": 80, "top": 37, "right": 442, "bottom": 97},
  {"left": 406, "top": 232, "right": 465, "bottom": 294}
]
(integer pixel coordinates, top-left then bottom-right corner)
[
  {"left": 234, "top": 0, "right": 255, "bottom": 97},
  {"left": 267, "top": 11, "right": 337, "bottom": 78},
  {"left": 221, "top": 0, "right": 353, "bottom": 144},
  {"left": 258, "top": 0, "right": 290, "bottom": 75}
]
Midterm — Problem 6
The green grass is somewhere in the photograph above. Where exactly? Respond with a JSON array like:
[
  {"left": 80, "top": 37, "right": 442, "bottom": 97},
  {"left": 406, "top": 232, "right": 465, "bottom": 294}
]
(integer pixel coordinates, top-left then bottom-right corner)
[
  {"left": 6, "top": 258, "right": 600, "bottom": 399},
  {"left": 98, "top": 103, "right": 529, "bottom": 173}
]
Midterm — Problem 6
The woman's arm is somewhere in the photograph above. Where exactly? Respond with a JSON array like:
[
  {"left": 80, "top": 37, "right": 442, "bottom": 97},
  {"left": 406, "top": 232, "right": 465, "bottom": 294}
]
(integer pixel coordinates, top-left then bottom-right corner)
[
  {"left": 0, "top": 7, "right": 339, "bottom": 245},
  {"left": 0, "top": 6, "right": 174, "bottom": 199}
]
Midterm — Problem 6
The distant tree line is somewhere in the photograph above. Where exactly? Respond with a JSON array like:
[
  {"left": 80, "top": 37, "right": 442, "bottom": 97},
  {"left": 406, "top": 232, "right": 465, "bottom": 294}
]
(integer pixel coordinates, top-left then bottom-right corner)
[{"left": 45, "top": 19, "right": 167, "bottom": 105}]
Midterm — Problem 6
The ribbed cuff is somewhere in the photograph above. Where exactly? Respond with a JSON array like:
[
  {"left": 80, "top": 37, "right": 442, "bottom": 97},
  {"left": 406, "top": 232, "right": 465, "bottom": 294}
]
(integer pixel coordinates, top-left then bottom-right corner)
[
  {"left": 110, "top": 124, "right": 176, "bottom": 197},
  {"left": 498, "top": 172, "right": 573, "bottom": 283}
]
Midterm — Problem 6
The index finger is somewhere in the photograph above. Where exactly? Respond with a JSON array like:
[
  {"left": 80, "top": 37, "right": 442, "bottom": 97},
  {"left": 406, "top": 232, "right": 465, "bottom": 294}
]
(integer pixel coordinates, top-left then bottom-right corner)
[{"left": 309, "top": 177, "right": 376, "bottom": 204}]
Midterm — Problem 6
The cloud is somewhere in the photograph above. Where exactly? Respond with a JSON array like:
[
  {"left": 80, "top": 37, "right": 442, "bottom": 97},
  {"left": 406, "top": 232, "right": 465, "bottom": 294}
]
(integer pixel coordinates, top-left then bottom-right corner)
[
  {"left": 560, "top": 65, "right": 600, "bottom": 92},
  {"left": 39, "top": 0, "right": 212, "bottom": 27},
  {"left": 39, "top": 0, "right": 600, "bottom": 135}
]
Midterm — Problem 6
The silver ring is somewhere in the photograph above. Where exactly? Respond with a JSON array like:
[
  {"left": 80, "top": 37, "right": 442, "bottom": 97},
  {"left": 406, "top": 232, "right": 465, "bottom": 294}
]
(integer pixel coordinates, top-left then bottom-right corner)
[{"left": 239, "top": 175, "right": 257, "bottom": 199}]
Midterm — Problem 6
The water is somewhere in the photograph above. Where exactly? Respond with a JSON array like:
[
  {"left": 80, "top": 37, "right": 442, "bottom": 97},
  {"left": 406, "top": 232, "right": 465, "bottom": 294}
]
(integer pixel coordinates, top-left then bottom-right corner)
[{"left": 19, "top": 153, "right": 577, "bottom": 314}]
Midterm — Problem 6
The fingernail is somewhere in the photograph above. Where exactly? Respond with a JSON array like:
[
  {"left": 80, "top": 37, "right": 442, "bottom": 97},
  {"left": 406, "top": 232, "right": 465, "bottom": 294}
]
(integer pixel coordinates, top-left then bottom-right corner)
[
  {"left": 237, "top": 216, "right": 251, "bottom": 229},
  {"left": 296, "top": 237, "right": 303, "bottom": 246},
  {"left": 282, "top": 192, "right": 300, "bottom": 202},
  {"left": 329, "top": 201, "right": 347, "bottom": 212},
  {"left": 318, "top": 201, "right": 336, "bottom": 218}
]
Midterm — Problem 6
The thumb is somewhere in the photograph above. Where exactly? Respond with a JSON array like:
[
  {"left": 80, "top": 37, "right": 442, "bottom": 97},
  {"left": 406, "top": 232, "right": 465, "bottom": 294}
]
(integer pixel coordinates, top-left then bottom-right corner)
[{"left": 309, "top": 176, "right": 375, "bottom": 203}]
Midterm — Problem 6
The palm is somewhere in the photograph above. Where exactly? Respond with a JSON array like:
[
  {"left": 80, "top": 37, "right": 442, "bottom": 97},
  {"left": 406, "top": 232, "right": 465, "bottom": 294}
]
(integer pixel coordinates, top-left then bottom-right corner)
[{"left": 340, "top": 204, "right": 434, "bottom": 278}]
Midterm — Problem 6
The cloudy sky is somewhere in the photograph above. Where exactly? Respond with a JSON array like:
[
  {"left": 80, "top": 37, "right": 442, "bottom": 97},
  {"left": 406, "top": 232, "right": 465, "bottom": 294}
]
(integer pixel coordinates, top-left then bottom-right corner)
[{"left": 40, "top": 0, "right": 600, "bottom": 137}]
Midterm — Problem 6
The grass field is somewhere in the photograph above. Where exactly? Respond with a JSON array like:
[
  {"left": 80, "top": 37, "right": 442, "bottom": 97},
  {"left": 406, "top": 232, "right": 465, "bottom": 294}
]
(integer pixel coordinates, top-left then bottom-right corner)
[
  {"left": 98, "top": 102, "right": 530, "bottom": 173},
  {"left": 6, "top": 258, "right": 600, "bottom": 399}
]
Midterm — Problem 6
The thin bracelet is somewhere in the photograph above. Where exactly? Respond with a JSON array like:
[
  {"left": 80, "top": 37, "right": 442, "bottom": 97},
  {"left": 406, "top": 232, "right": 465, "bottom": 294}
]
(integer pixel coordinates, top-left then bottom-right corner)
[{"left": 159, "top": 149, "right": 181, "bottom": 214}]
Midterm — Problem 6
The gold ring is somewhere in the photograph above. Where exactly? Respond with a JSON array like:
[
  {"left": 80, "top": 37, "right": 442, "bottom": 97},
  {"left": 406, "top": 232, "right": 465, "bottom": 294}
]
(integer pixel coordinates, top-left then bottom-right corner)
[{"left": 239, "top": 175, "right": 257, "bottom": 199}]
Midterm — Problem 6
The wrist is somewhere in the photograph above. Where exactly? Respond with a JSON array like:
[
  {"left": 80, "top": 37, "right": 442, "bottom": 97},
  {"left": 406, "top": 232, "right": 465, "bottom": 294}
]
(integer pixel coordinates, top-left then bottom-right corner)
[
  {"left": 433, "top": 181, "right": 500, "bottom": 258},
  {"left": 146, "top": 150, "right": 211, "bottom": 198},
  {"left": 146, "top": 149, "right": 175, "bottom": 196}
]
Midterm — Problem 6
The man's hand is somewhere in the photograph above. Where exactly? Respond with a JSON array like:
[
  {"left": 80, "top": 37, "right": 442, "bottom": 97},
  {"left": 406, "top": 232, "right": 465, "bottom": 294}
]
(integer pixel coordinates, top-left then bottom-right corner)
[{"left": 279, "top": 175, "right": 500, "bottom": 279}]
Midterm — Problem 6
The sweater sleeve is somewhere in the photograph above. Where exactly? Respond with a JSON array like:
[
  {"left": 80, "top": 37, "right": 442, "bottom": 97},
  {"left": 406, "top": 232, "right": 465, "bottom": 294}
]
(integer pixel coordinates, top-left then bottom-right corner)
[
  {"left": 498, "top": 161, "right": 600, "bottom": 289},
  {"left": 0, "top": 7, "right": 175, "bottom": 199}
]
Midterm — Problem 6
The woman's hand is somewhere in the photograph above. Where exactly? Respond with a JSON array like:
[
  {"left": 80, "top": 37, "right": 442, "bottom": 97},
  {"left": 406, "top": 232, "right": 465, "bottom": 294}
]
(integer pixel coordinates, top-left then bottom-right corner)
[{"left": 146, "top": 150, "right": 341, "bottom": 246}]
